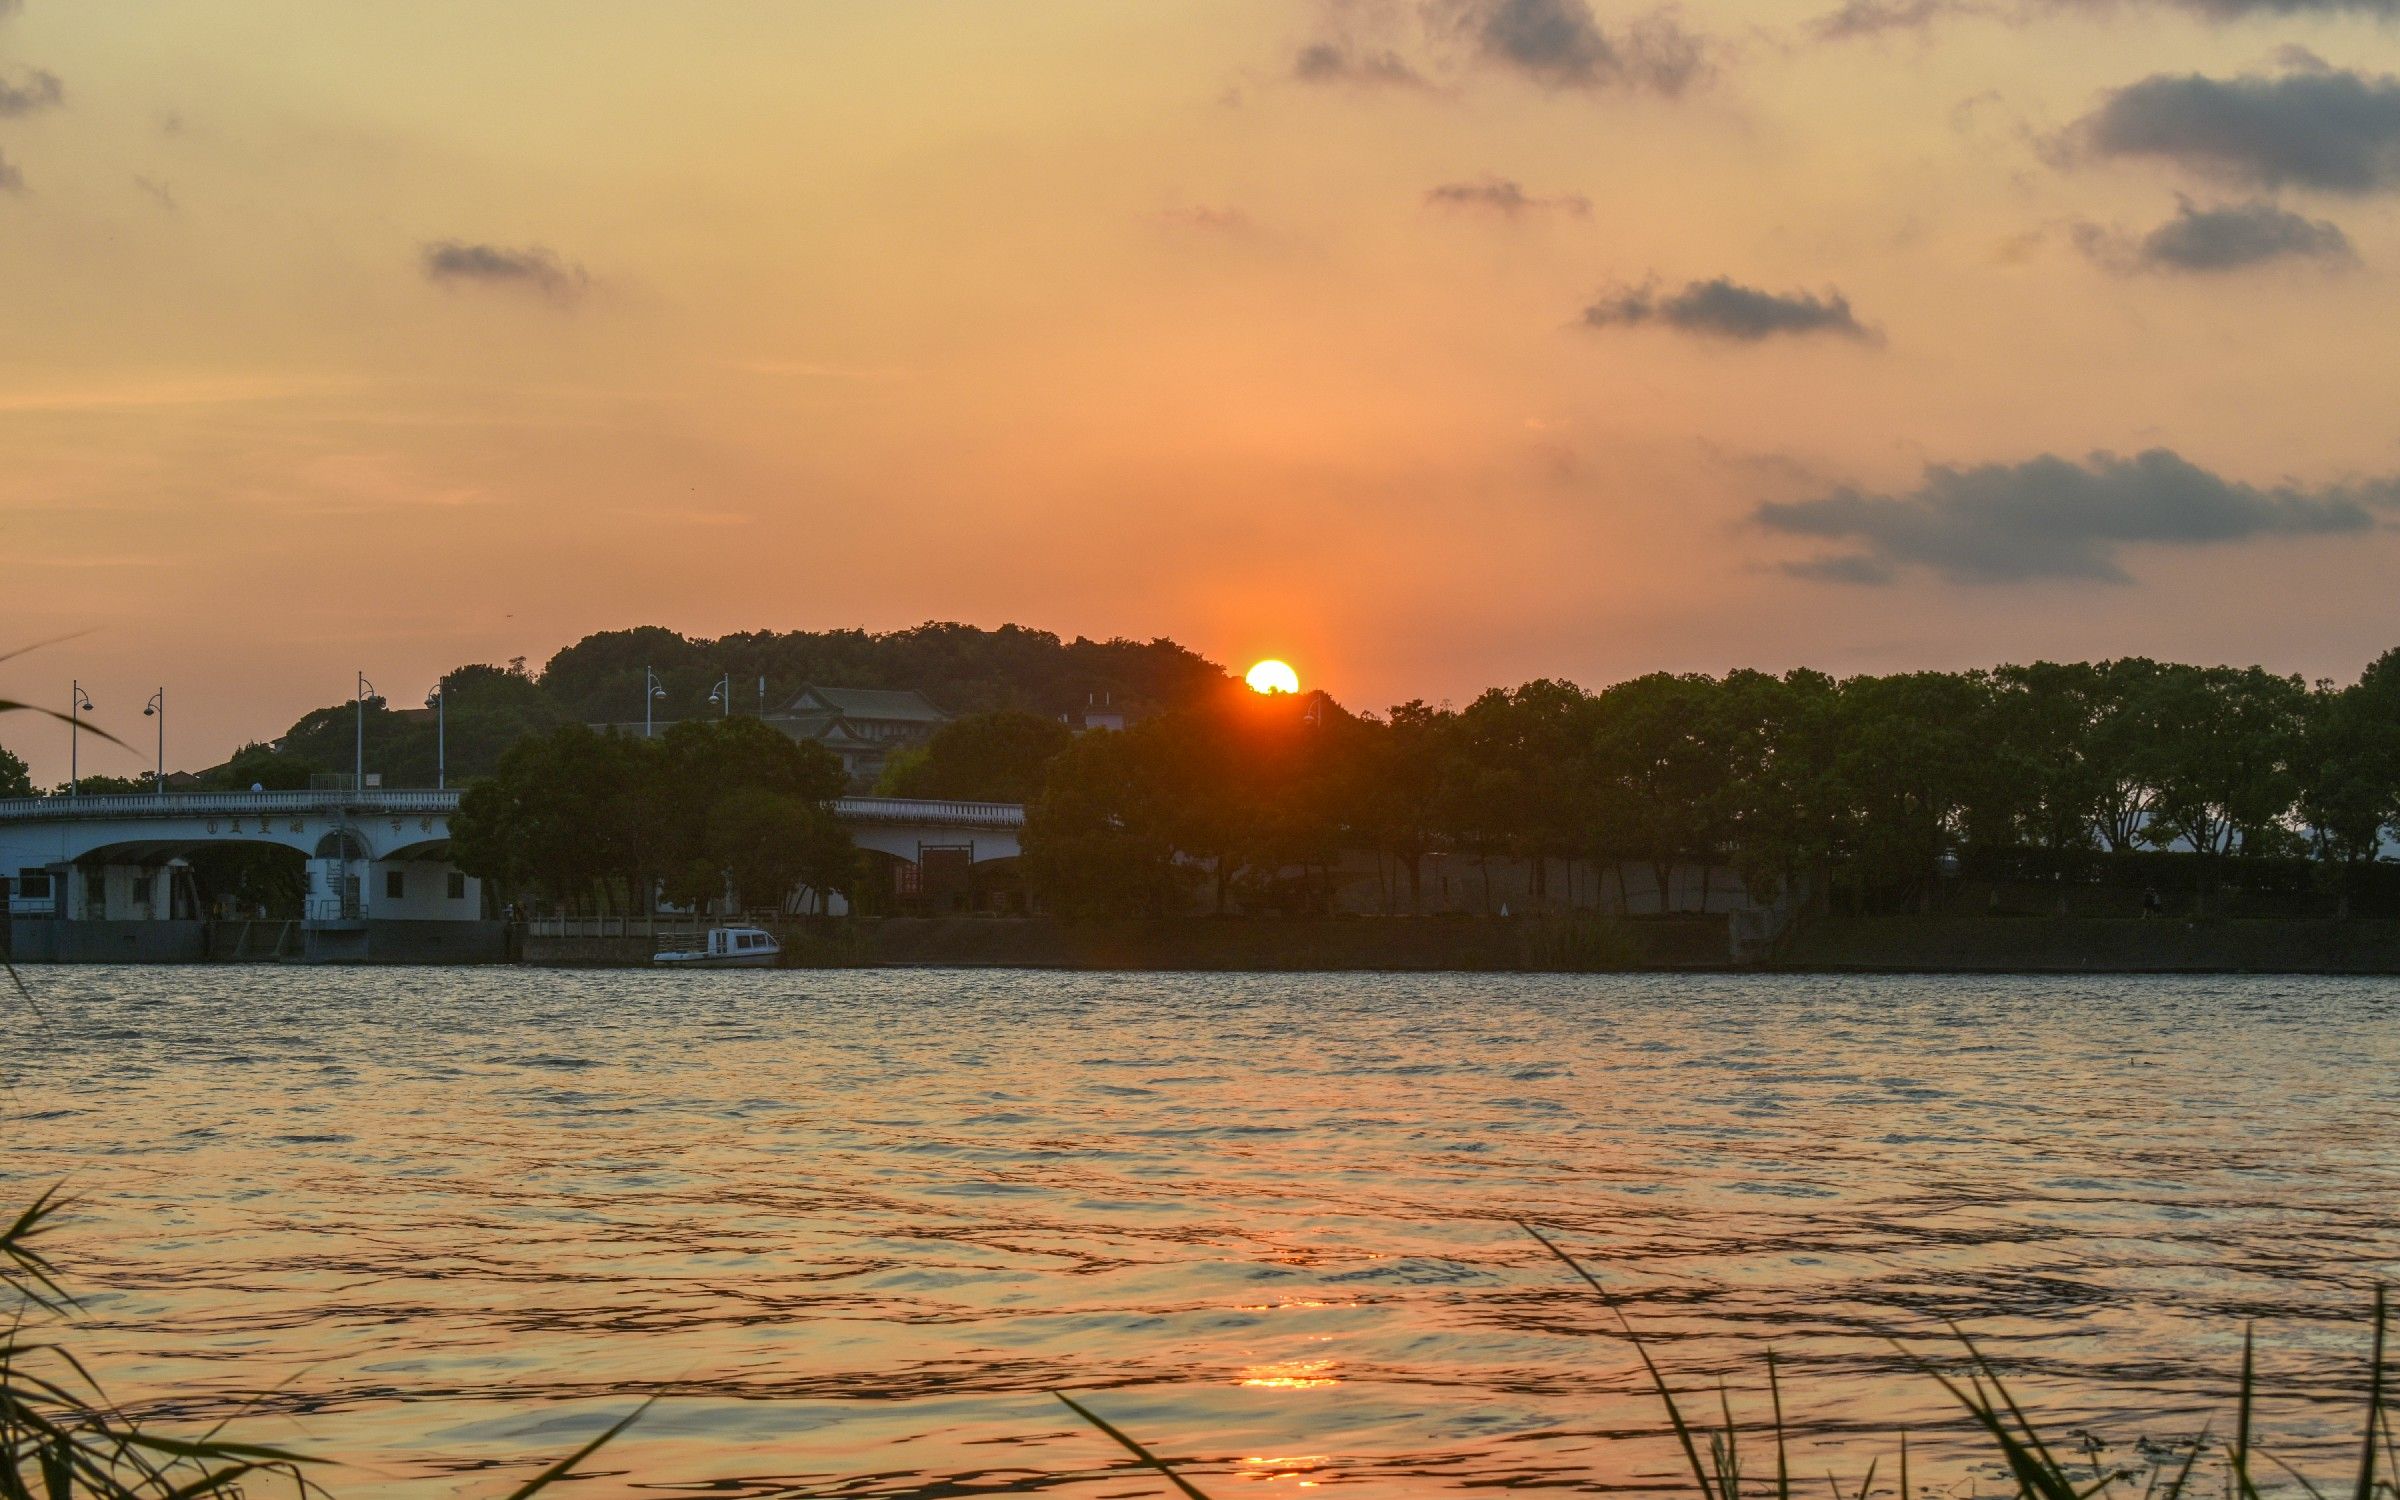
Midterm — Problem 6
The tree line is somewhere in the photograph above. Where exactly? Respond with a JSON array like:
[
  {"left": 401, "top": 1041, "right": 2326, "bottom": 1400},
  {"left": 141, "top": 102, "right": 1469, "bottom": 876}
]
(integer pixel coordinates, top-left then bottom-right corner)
[{"left": 1013, "top": 653, "right": 2400, "bottom": 919}]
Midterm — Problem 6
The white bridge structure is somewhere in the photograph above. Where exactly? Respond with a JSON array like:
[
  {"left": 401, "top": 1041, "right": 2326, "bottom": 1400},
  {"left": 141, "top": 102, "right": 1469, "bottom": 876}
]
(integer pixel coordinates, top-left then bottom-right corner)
[{"left": 0, "top": 789, "right": 1023, "bottom": 963}]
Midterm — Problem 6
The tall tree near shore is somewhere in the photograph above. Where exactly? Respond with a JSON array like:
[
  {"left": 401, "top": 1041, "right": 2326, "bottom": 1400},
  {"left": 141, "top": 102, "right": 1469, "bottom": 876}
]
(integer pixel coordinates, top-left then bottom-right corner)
[
  {"left": 2297, "top": 651, "right": 2400, "bottom": 867},
  {"left": 1020, "top": 726, "right": 1199, "bottom": 918},
  {"left": 879, "top": 710, "right": 1073, "bottom": 803},
  {"left": 1824, "top": 671, "right": 1994, "bottom": 908},
  {"left": 2139, "top": 665, "right": 2309, "bottom": 857}
]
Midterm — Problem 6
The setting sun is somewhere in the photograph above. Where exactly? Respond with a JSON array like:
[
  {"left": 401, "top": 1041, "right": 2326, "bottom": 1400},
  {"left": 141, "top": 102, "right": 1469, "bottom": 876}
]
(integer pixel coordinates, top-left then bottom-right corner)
[{"left": 1246, "top": 659, "right": 1301, "bottom": 695}]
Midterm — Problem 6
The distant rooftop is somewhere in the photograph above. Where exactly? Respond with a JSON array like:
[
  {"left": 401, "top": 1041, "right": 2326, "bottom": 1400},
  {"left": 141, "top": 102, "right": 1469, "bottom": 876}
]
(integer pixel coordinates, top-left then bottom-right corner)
[{"left": 784, "top": 685, "right": 949, "bottom": 723}]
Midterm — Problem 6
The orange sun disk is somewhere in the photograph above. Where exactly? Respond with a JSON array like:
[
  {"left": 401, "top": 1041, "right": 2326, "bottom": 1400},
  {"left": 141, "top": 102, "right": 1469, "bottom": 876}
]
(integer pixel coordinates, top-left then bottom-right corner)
[{"left": 1246, "top": 659, "right": 1300, "bottom": 695}]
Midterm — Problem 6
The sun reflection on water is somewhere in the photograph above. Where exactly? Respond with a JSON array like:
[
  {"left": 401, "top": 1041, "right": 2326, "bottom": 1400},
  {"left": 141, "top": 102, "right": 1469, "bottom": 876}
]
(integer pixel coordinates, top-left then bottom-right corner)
[
  {"left": 1236, "top": 1358, "right": 1340, "bottom": 1389},
  {"left": 1241, "top": 1453, "right": 1331, "bottom": 1486}
]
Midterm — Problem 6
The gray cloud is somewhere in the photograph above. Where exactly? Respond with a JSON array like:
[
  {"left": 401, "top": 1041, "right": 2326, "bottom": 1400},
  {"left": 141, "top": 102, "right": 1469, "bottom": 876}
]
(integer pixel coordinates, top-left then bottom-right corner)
[
  {"left": 2072, "top": 68, "right": 2400, "bottom": 193},
  {"left": 419, "top": 241, "right": 587, "bottom": 303},
  {"left": 0, "top": 148, "right": 20, "bottom": 194},
  {"left": 2109, "top": 197, "right": 2355, "bottom": 270},
  {"left": 1438, "top": 0, "right": 1710, "bottom": 94},
  {"left": 1811, "top": 0, "right": 2399, "bottom": 39},
  {"left": 1426, "top": 175, "right": 1592, "bottom": 215},
  {"left": 2171, "top": 0, "right": 2400, "bottom": 15},
  {"left": 1583, "top": 277, "right": 1876, "bottom": 341},
  {"left": 1810, "top": 0, "right": 1987, "bottom": 40},
  {"left": 0, "top": 66, "right": 60, "bottom": 116},
  {"left": 1757, "top": 449, "right": 2389, "bottom": 584},
  {"left": 1293, "top": 40, "right": 1430, "bottom": 87}
]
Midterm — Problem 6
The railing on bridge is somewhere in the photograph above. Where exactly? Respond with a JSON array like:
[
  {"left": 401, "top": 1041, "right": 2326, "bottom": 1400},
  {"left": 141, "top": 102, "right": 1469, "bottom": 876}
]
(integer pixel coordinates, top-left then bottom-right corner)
[
  {"left": 0, "top": 789, "right": 461, "bottom": 821},
  {"left": 830, "top": 796, "right": 1024, "bottom": 828}
]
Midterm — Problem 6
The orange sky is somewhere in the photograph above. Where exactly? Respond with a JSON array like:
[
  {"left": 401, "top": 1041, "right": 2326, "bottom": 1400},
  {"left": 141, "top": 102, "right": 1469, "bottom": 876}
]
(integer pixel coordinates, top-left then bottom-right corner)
[{"left": 4, "top": 0, "right": 2399, "bottom": 782}]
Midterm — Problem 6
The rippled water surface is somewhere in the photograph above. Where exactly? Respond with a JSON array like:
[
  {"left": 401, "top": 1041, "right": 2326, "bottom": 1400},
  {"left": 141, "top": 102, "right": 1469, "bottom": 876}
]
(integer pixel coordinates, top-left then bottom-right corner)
[{"left": 5, "top": 968, "right": 2398, "bottom": 1498}]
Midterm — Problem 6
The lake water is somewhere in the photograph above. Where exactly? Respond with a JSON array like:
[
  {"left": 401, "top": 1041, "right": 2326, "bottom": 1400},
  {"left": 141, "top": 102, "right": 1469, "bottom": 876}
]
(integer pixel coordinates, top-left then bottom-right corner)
[{"left": 4, "top": 968, "right": 2397, "bottom": 1499}]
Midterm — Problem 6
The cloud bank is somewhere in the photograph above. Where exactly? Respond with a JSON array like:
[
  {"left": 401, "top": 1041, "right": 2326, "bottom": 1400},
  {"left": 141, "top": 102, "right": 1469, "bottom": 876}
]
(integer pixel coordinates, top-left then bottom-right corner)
[
  {"left": 1757, "top": 449, "right": 2389, "bottom": 583},
  {"left": 1812, "top": 0, "right": 2400, "bottom": 42},
  {"left": 2072, "top": 68, "right": 2400, "bottom": 193},
  {"left": 1426, "top": 175, "right": 1592, "bottom": 215},
  {"left": 419, "top": 241, "right": 588, "bottom": 303},
  {"left": 1583, "top": 277, "right": 1875, "bottom": 341}
]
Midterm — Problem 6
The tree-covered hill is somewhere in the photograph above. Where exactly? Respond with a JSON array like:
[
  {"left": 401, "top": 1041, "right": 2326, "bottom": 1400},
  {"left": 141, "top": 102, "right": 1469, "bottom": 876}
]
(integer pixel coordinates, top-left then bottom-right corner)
[
  {"left": 539, "top": 622, "right": 1230, "bottom": 728},
  {"left": 190, "top": 622, "right": 1235, "bottom": 788}
]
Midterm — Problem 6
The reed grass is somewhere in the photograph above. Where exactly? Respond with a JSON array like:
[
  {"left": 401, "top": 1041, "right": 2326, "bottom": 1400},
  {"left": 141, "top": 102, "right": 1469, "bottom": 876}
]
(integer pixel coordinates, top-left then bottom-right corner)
[
  {"left": 0, "top": 1189, "right": 636, "bottom": 1498},
  {"left": 1048, "top": 1222, "right": 2396, "bottom": 1500},
  {"left": 5, "top": 1183, "right": 2391, "bottom": 1498}
]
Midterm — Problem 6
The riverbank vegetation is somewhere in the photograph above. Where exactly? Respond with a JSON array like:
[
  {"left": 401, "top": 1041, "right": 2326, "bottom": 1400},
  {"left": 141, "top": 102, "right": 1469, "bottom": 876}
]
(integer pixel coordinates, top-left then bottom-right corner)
[
  {"left": 12, "top": 624, "right": 2400, "bottom": 927},
  {"left": 1020, "top": 652, "right": 2400, "bottom": 919}
]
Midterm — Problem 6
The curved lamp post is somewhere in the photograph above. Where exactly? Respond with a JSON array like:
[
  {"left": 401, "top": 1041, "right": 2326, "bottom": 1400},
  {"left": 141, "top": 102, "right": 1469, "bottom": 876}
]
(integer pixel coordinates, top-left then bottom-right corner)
[
  {"left": 355, "top": 671, "right": 376, "bottom": 792},
  {"left": 69, "top": 681, "right": 94, "bottom": 795},
  {"left": 144, "top": 689, "right": 164, "bottom": 791},
  {"left": 426, "top": 686, "right": 445, "bottom": 790}
]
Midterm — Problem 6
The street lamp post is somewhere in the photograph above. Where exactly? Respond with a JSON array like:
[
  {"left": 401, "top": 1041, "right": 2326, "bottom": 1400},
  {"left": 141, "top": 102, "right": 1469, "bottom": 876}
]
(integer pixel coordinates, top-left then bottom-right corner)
[
  {"left": 356, "top": 671, "right": 376, "bottom": 792},
  {"left": 644, "top": 666, "right": 667, "bottom": 738},
  {"left": 427, "top": 686, "right": 446, "bottom": 790},
  {"left": 707, "top": 673, "right": 731, "bottom": 719},
  {"left": 68, "top": 681, "right": 94, "bottom": 795},
  {"left": 144, "top": 689, "right": 164, "bottom": 791}
]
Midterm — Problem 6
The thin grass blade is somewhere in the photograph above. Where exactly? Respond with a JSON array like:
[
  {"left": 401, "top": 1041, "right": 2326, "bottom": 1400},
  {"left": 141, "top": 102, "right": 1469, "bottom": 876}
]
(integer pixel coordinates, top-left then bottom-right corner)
[
  {"left": 498, "top": 1401, "right": 649, "bottom": 1500},
  {"left": 1052, "top": 1392, "right": 1219, "bottom": 1500},
  {"left": 0, "top": 702, "right": 128, "bottom": 751},
  {"left": 1522, "top": 1221, "right": 1720, "bottom": 1500},
  {"left": 2355, "top": 1288, "right": 2387, "bottom": 1500}
]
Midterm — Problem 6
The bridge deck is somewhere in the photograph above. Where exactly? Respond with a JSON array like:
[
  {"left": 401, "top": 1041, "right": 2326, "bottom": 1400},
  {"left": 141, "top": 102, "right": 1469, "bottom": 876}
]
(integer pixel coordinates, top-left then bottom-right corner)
[{"left": 0, "top": 790, "right": 1023, "bottom": 829}]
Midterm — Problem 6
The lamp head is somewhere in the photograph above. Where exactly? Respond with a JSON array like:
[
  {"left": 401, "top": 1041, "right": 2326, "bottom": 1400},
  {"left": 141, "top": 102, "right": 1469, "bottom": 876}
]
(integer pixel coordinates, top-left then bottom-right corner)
[{"left": 144, "top": 705, "right": 155, "bottom": 717}]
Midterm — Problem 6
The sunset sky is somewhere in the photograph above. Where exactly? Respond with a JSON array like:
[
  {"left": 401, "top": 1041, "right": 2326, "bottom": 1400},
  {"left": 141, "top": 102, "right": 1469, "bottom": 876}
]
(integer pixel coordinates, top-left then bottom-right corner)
[{"left": 4, "top": 0, "right": 2399, "bottom": 781}]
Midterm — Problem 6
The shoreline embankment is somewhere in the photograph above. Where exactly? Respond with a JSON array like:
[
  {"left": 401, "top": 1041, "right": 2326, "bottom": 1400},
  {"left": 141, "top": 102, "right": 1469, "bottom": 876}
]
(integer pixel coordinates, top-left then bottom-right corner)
[{"left": 519, "top": 914, "right": 2400, "bottom": 974}]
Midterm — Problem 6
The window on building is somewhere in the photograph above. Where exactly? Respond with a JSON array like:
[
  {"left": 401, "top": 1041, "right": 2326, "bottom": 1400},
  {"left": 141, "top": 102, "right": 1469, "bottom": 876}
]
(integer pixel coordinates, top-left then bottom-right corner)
[
  {"left": 447, "top": 871, "right": 467, "bottom": 901},
  {"left": 18, "top": 871, "right": 51, "bottom": 900},
  {"left": 385, "top": 869, "right": 405, "bottom": 900}
]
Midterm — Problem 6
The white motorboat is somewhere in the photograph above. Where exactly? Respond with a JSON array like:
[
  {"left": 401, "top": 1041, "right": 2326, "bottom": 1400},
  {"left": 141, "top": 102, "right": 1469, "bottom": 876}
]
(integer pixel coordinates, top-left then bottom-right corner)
[{"left": 652, "top": 925, "right": 781, "bottom": 968}]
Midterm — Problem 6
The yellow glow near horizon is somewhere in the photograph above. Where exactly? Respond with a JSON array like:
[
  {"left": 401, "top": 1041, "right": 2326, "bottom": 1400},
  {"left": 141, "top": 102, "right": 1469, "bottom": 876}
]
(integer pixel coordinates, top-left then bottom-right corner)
[{"left": 1246, "top": 660, "right": 1300, "bottom": 695}]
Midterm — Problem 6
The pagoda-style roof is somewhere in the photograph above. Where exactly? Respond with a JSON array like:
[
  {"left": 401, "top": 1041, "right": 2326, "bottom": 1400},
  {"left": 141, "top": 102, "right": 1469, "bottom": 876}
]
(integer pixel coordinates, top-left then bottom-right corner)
[{"left": 784, "top": 685, "right": 949, "bottom": 724}]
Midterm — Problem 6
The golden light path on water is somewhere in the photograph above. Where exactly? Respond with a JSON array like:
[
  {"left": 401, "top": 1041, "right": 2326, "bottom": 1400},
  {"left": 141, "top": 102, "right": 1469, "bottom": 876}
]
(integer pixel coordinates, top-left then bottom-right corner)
[{"left": 4, "top": 970, "right": 2399, "bottom": 1499}]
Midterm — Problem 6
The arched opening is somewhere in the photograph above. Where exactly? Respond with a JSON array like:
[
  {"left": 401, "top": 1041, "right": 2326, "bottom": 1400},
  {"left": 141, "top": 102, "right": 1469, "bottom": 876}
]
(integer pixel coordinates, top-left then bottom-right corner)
[
  {"left": 313, "top": 830, "right": 369, "bottom": 861},
  {"left": 69, "top": 838, "right": 308, "bottom": 922}
]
